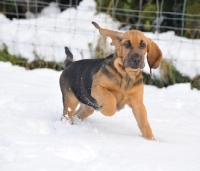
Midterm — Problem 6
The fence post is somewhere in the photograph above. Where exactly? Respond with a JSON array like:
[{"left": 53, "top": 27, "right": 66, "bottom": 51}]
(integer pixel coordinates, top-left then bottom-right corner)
[
  {"left": 136, "top": 0, "right": 143, "bottom": 30},
  {"left": 181, "top": 0, "right": 187, "bottom": 37}
]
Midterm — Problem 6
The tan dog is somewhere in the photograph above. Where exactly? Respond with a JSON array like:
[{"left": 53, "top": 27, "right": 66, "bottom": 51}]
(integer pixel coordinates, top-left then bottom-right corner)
[{"left": 59, "top": 22, "right": 162, "bottom": 140}]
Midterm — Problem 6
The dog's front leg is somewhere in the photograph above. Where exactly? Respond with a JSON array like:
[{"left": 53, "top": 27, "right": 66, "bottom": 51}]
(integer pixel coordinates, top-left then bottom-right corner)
[
  {"left": 128, "top": 88, "right": 154, "bottom": 140},
  {"left": 131, "top": 101, "right": 154, "bottom": 140},
  {"left": 91, "top": 85, "right": 116, "bottom": 116}
]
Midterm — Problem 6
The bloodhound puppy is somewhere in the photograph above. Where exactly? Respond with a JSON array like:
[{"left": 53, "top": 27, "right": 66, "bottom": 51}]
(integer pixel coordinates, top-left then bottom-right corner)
[{"left": 59, "top": 22, "right": 162, "bottom": 140}]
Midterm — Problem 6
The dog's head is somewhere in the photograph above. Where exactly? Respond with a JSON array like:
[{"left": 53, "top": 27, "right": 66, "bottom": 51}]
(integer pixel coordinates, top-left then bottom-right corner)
[{"left": 92, "top": 22, "right": 162, "bottom": 73}]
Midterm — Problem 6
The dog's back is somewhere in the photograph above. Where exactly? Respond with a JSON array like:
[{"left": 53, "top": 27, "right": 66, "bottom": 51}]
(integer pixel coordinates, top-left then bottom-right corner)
[{"left": 60, "top": 47, "right": 114, "bottom": 110}]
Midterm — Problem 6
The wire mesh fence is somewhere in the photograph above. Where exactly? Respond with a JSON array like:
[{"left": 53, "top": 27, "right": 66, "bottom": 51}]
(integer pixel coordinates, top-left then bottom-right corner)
[{"left": 0, "top": 0, "right": 200, "bottom": 73}]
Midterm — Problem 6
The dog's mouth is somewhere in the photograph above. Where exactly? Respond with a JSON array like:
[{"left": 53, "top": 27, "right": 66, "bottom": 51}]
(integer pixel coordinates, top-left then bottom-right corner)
[
  {"left": 124, "top": 62, "right": 145, "bottom": 70},
  {"left": 131, "top": 68, "right": 141, "bottom": 71},
  {"left": 132, "top": 62, "right": 145, "bottom": 70},
  {"left": 123, "top": 54, "right": 145, "bottom": 70},
  {"left": 125, "top": 67, "right": 141, "bottom": 75}
]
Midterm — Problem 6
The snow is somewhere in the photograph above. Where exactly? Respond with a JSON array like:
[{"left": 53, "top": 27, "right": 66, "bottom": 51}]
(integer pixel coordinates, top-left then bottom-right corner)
[
  {"left": 0, "top": 0, "right": 200, "bottom": 78},
  {"left": 40, "top": 2, "right": 61, "bottom": 17},
  {"left": 0, "top": 61, "right": 200, "bottom": 171},
  {"left": 0, "top": 0, "right": 120, "bottom": 62},
  {"left": 0, "top": 1, "right": 200, "bottom": 169}
]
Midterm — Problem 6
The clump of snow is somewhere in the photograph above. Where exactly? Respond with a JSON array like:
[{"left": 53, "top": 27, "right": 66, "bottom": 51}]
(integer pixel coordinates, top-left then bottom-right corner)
[
  {"left": 0, "top": 13, "right": 10, "bottom": 23},
  {"left": 0, "top": 61, "right": 200, "bottom": 170},
  {"left": 68, "top": 107, "right": 72, "bottom": 112},
  {"left": 40, "top": 2, "right": 61, "bottom": 17},
  {"left": 25, "top": 11, "right": 35, "bottom": 19}
]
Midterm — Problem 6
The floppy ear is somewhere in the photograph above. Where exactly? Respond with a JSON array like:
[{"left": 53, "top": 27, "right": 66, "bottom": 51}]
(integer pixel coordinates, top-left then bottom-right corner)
[
  {"left": 147, "top": 38, "right": 162, "bottom": 73},
  {"left": 92, "top": 21, "right": 123, "bottom": 47}
]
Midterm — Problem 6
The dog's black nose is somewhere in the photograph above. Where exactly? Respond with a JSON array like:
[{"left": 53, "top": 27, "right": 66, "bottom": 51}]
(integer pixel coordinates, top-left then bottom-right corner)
[{"left": 132, "top": 54, "right": 142, "bottom": 65}]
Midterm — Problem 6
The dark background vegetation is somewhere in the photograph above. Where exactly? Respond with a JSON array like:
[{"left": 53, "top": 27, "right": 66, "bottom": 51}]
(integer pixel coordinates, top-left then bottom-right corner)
[
  {"left": 95, "top": 0, "right": 200, "bottom": 39},
  {"left": 1, "top": 0, "right": 199, "bottom": 38},
  {"left": 0, "top": 0, "right": 82, "bottom": 18}
]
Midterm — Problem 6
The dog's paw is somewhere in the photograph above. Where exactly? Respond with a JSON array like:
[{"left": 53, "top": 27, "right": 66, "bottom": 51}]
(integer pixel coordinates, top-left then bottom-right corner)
[
  {"left": 142, "top": 134, "right": 155, "bottom": 140},
  {"left": 141, "top": 127, "right": 155, "bottom": 140},
  {"left": 61, "top": 115, "right": 68, "bottom": 121},
  {"left": 142, "top": 132, "right": 155, "bottom": 140},
  {"left": 61, "top": 115, "right": 74, "bottom": 125}
]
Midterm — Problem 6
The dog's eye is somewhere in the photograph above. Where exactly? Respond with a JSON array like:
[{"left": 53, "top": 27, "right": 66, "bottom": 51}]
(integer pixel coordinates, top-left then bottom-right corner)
[
  {"left": 124, "top": 42, "right": 131, "bottom": 49},
  {"left": 140, "top": 41, "right": 146, "bottom": 49}
]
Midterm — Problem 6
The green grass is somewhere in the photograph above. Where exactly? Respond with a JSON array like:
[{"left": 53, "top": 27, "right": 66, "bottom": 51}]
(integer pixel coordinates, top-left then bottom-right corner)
[
  {"left": 0, "top": 48, "right": 64, "bottom": 71},
  {"left": 1, "top": 47, "right": 199, "bottom": 89},
  {"left": 143, "top": 60, "right": 191, "bottom": 88},
  {"left": 191, "top": 75, "right": 200, "bottom": 90}
]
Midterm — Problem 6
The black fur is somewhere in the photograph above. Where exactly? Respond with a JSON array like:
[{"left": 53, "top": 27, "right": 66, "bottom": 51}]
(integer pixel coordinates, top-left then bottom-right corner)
[
  {"left": 64, "top": 47, "right": 73, "bottom": 68},
  {"left": 101, "top": 62, "right": 121, "bottom": 85},
  {"left": 60, "top": 47, "right": 114, "bottom": 110}
]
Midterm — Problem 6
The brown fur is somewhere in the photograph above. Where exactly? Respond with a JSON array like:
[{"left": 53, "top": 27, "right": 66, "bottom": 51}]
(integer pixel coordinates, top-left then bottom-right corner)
[{"left": 60, "top": 22, "right": 162, "bottom": 140}]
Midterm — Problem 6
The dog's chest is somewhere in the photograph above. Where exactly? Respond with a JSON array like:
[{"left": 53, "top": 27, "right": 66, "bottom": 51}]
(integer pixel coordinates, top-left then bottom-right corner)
[
  {"left": 111, "top": 73, "right": 143, "bottom": 110},
  {"left": 113, "top": 69, "right": 142, "bottom": 92},
  {"left": 120, "top": 75, "right": 136, "bottom": 91},
  {"left": 104, "top": 61, "right": 143, "bottom": 92}
]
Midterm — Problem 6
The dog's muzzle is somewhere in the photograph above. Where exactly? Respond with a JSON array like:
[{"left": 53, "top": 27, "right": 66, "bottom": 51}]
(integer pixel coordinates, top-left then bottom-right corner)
[{"left": 124, "top": 54, "right": 144, "bottom": 69}]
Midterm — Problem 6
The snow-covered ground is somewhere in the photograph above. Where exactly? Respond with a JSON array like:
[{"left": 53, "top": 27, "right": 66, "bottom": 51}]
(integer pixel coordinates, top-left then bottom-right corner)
[
  {"left": 0, "top": 0, "right": 200, "bottom": 78},
  {"left": 1, "top": 0, "right": 200, "bottom": 170},
  {"left": 0, "top": 61, "right": 200, "bottom": 171}
]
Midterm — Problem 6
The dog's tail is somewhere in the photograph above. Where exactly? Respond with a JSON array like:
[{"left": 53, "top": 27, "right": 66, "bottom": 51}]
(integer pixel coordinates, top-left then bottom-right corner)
[{"left": 64, "top": 47, "right": 73, "bottom": 68}]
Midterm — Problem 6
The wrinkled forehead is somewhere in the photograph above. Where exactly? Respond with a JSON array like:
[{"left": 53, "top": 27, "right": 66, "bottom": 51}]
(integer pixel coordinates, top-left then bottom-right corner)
[{"left": 122, "top": 30, "right": 147, "bottom": 44}]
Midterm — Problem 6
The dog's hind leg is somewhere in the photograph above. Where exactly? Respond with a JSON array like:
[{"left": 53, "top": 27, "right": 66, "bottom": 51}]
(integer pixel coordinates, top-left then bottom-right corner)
[
  {"left": 62, "top": 91, "right": 79, "bottom": 124},
  {"left": 74, "top": 103, "right": 94, "bottom": 120}
]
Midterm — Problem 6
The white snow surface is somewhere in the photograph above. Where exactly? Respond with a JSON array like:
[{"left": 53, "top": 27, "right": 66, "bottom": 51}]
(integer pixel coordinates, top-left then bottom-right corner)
[
  {"left": 0, "top": 61, "right": 200, "bottom": 171},
  {"left": 0, "top": 0, "right": 200, "bottom": 78}
]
